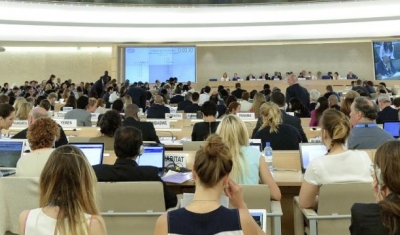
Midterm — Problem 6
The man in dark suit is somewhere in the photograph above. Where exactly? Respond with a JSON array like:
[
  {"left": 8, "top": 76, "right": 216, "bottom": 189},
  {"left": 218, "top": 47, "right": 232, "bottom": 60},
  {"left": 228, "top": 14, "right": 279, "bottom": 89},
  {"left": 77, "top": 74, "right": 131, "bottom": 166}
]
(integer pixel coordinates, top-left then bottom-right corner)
[
  {"left": 123, "top": 104, "right": 160, "bottom": 143},
  {"left": 126, "top": 83, "right": 147, "bottom": 110},
  {"left": 178, "top": 92, "right": 192, "bottom": 111},
  {"left": 377, "top": 94, "right": 399, "bottom": 124},
  {"left": 231, "top": 83, "right": 246, "bottom": 99},
  {"left": 92, "top": 126, "right": 177, "bottom": 210},
  {"left": 170, "top": 89, "right": 184, "bottom": 104},
  {"left": 352, "top": 79, "right": 370, "bottom": 95},
  {"left": 91, "top": 71, "right": 109, "bottom": 98},
  {"left": 12, "top": 107, "right": 68, "bottom": 147},
  {"left": 184, "top": 92, "right": 201, "bottom": 113},
  {"left": 182, "top": 81, "right": 192, "bottom": 92},
  {"left": 252, "top": 91, "right": 308, "bottom": 143},
  {"left": 147, "top": 95, "right": 170, "bottom": 119},
  {"left": 285, "top": 74, "right": 310, "bottom": 108}
]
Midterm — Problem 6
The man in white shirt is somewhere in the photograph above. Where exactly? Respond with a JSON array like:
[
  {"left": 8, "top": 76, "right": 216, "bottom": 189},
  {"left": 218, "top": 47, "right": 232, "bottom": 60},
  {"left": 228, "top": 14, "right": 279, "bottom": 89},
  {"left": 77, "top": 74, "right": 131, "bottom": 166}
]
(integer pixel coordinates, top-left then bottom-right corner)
[{"left": 199, "top": 86, "right": 211, "bottom": 106}]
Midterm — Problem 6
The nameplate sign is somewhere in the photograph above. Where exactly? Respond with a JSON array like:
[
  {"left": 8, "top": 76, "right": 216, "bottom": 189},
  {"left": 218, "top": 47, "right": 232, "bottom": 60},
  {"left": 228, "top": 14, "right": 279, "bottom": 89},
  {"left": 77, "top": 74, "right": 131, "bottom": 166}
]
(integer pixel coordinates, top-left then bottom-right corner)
[
  {"left": 91, "top": 113, "right": 101, "bottom": 121},
  {"left": 63, "top": 107, "right": 73, "bottom": 112},
  {"left": 186, "top": 113, "right": 198, "bottom": 119},
  {"left": 169, "top": 107, "right": 177, "bottom": 114},
  {"left": 165, "top": 153, "right": 188, "bottom": 168},
  {"left": 148, "top": 120, "right": 171, "bottom": 129},
  {"left": 298, "top": 77, "right": 306, "bottom": 81},
  {"left": 165, "top": 113, "right": 183, "bottom": 120},
  {"left": 55, "top": 112, "right": 67, "bottom": 119},
  {"left": 55, "top": 119, "right": 77, "bottom": 128},
  {"left": 12, "top": 120, "right": 28, "bottom": 128},
  {"left": 237, "top": 113, "right": 255, "bottom": 120}
]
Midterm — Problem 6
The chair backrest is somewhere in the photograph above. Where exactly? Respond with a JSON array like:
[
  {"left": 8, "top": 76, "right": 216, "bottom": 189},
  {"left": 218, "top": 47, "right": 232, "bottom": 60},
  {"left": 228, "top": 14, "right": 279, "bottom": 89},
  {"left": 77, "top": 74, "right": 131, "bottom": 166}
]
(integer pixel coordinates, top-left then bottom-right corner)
[
  {"left": 0, "top": 177, "right": 40, "bottom": 234},
  {"left": 98, "top": 182, "right": 165, "bottom": 212},
  {"left": 68, "top": 136, "right": 92, "bottom": 143},
  {"left": 241, "top": 184, "right": 271, "bottom": 212},
  {"left": 183, "top": 141, "right": 203, "bottom": 151},
  {"left": 317, "top": 182, "right": 376, "bottom": 235}
]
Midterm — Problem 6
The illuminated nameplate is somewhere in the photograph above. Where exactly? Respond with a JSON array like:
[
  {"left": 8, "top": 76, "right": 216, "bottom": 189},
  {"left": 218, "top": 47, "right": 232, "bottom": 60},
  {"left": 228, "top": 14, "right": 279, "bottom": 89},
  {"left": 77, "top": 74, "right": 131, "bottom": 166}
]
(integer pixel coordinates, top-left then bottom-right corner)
[
  {"left": 237, "top": 113, "right": 255, "bottom": 120},
  {"left": 11, "top": 120, "right": 28, "bottom": 128},
  {"left": 91, "top": 113, "right": 101, "bottom": 121},
  {"left": 186, "top": 113, "right": 198, "bottom": 119},
  {"left": 55, "top": 112, "right": 67, "bottom": 119},
  {"left": 169, "top": 107, "right": 177, "bottom": 114},
  {"left": 298, "top": 77, "right": 306, "bottom": 81},
  {"left": 287, "top": 112, "right": 295, "bottom": 116},
  {"left": 148, "top": 120, "right": 171, "bottom": 129},
  {"left": 63, "top": 107, "right": 73, "bottom": 112},
  {"left": 164, "top": 153, "right": 188, "bottom": 168},
  {"left": 55, "top": 119, "right": 77, "bottom": 128},
  {"left": 165, "top": 113, "right": 183, "bottom": 120}
]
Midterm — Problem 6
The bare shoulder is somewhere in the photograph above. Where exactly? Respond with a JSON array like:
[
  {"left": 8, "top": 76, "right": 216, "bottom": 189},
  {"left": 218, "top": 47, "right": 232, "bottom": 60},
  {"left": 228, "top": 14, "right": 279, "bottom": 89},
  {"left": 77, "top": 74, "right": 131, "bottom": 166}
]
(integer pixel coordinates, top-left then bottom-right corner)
[
  {"left": 90, "top": 215, "right": 107, "bottom": 235},
  {"left": 154, "top": 213, "right": 168, "bottom": 235}
]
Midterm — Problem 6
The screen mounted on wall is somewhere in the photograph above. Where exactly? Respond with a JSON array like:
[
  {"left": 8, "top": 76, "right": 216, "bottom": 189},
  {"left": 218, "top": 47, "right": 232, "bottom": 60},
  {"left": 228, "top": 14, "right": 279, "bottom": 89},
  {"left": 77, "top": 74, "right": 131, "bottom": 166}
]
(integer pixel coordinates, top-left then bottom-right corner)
[
  {"left": 124, "top": 46, "right": 196, "bottom": 83},
  {"left": 373, "top": 41, "right": 400, "bottom": 80}
]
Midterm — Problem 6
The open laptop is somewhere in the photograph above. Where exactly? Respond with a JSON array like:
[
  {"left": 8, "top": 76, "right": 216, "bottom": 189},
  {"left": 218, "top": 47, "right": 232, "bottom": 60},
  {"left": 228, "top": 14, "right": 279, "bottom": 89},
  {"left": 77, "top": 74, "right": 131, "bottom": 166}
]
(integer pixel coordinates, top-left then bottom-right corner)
[
  {"left": 383, "top": 121, "right": 400, "bottom": 138},
  {"left": 0, "top": 139, "right": 25, "bottom": 176},
  {"left": 69, "top": 143, "right": 104, "bottom": 166},
  {"left": 299, "top": 143, "right": 327, "bottom": 174},
  {"left": 249, "top": 209, "right": 267, "bottom": 232},
  {"left": 136, "top": 143, "right": 165, "bottom": 174},
  {"left": 250, "top": 142, "right": 262, "bottom": 152}
]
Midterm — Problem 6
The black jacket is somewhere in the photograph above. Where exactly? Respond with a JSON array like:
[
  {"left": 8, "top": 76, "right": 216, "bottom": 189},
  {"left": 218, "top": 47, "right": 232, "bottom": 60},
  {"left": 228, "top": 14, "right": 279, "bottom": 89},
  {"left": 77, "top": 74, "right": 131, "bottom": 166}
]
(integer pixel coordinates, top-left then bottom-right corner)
[
  {"left": 377, "top": 106, "right": 399, "bottom": 124},
  {"left": 286, "top": 83, "right": 310, "bottom": 108},
  {"left": 91, "top": 79, "right": 104, "bottom": 98},
  {"left": 178, "top": 100, "right": 192, "bottom": 111},
  {"left": 252, "top": 110, "right": 308, "bottom": 143},
  {"left": 147, "top": 104, "right": 170, "bottom": 119},
  {"left": 126, "top": 87, "right": 147, "bottom": 109},
  {"left": 123, "top": 117, "right": 160, "bottom": 143},
  {"left": 184, "top": 104, "right": 201, "bottom": 113},
  {"left": 92, "top": 158, "right": 177, "bottom": 210},
  {"left": 191, "top": 122, "right": 220, "bottom": 141},
  {"left": 170, "top": 95, "right": 184, "bottom": 104},
  {"left": 12, "top": 124, "right": 68, "bottom": 148},
  {"left": 253, "top": 124, "right": 301, "bottom": 150},
  {"left": 231, "top": 88, "right": 246, "bottom": 99}
]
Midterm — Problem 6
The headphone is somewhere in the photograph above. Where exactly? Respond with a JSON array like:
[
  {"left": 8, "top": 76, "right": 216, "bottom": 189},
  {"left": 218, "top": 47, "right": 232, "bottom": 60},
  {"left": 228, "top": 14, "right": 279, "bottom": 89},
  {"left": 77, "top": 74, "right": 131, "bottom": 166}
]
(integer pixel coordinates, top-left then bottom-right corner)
[
  {"left": 376, "top": 167, "right": 385, "bottom": 187},
  {"left": 138, "top": 145, "right": 144, "bottom": 156}
]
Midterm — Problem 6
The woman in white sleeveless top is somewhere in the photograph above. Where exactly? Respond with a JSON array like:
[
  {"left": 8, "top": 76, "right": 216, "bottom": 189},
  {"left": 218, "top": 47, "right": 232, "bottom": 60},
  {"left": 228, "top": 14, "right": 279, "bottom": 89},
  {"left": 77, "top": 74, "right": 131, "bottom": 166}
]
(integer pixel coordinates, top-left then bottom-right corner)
[{"left": 19, "top": 145, "right": 107, "bottom": 235}]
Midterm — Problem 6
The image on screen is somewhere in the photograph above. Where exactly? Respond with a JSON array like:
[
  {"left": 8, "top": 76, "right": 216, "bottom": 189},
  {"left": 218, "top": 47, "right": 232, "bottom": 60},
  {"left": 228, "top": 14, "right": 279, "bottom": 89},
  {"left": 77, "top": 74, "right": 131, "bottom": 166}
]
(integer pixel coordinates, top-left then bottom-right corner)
[
  {"left": 300, "top": 144, "right": 327, "bottom": 172},
  {"left": 383, "top": 122, "right": 400, "bottom": 138},
  {"left": 373, "top": 41, "right": 400, "bottom": 80},
  {"left": 124, "top": 46, "right": 196, "bottom": 83},
  {"left": 70, "top": 143, "right": 104, "bottom": 166},
  {"left": 137, "top": 146, "right": 164, "bottom": 169},
  {"left": 0, "top": 141, "right": 24, "bottom": 168}
]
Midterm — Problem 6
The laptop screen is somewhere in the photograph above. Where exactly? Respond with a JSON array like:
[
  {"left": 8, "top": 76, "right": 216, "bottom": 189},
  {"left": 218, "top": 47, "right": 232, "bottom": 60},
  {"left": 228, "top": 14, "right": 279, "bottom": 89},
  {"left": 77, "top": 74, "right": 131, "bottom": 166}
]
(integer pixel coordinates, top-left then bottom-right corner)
[
  {"left": 0, "top": 140, "right": 25, "bottom": 168},
  {"left": 299, "top": 143, "right": 327, "bottom": 173},
  {"left": 69, "top": 143, "right": 104, "bottom": 166},
  {"left": 137, "top": 144, "right": 164, "bottom": 170},
  {"left": 383, "top": 121, "right": 400, "bottom": 138},
  {"left": 249, "top": 209, "right": 267, "bottom": 232},
  {"left": 250, "top": 143, "right": 262, "bottom": 152}
]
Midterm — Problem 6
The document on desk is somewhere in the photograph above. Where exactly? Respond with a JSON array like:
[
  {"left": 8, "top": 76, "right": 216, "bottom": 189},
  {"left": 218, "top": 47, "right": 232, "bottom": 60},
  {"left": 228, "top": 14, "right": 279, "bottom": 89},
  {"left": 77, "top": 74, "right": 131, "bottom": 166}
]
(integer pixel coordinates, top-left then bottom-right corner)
[{"left": 162, "top": 171, "right": 192, "bottom": 184}]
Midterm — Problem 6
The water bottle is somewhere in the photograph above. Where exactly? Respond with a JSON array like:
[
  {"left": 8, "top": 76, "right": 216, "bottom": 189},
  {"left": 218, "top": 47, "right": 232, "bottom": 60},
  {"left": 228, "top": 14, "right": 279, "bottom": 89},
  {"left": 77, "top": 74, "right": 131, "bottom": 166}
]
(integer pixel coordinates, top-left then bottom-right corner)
[{"left": 264, "top": 142, "right": 275, "bottom": 171}]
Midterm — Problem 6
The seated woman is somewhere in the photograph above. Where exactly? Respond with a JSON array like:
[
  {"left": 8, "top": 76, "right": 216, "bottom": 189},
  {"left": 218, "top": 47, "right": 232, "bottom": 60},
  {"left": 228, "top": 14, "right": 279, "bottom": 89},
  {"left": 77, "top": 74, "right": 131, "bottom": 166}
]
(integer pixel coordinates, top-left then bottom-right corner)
[
  {"left": 226, "top": 101, "right": 241, "bottom": 115},
  {"left": 216, "top": 114, "right": 281, "bottom": 200},
  {"left": 15, "top": 102, "right": 33, "bottom": 120},
  {"left": 19, "top": 145, "right": 107, "bottom": 235},
  {"left": 191, "top": 101, "right": 220, "bottom": 141},
  {"left": 62, "top": 96, "right": 77, "bottom": 111},
  {"left": 253, "top": 102, "right": 301, "bottom": 150},
  {"left": 350, "top": 140, "right": 400, "bottom": 235},
  {"left": 340, "top": 90, "right": 360, "bottom": 117},
  {"left": 0, "top": 103, "right": 15, "bottom": 137},
  {"left": 249, "top": 93, "right": 266, "bottom": 118},
  {"left": 154, "top": 134, "right": 266, "bottom": 235},
  {"left": 90, "top": 110, "right": 122, "bottom": 150},
  {"left": 16, "top": 118, "right": 59, "bottom": 177},
  {"left": 309, "top": 97, "right": 329, "bottom": 127},
  {"left": 299, "top": 109, "right": 372, "bottom": 209},
  {"left": 288, "top": 97, "right": 310, "bottom": 118},
  {"left": 95, "top": 99, "right": 107, "bottom": 114}
]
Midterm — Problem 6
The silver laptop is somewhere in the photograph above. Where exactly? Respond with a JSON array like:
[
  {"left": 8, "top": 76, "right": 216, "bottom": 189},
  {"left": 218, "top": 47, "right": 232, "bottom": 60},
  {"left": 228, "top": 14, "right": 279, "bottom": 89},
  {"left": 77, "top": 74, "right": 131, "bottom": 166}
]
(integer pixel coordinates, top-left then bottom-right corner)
[
  {"left": 249, "top": 209, "right": 267, "bottom": 232},
  {"left": 299, "top": 143, "right": 327, "bottom": 174},
  {"left": 0, "top": 139, "right": 25, "bottom": 176},
  {"left": 136, "top": 143, "right": 165, "bottom": 173},
  {"left": 69, "top": 143, "right": 105, "bottom": 166}
]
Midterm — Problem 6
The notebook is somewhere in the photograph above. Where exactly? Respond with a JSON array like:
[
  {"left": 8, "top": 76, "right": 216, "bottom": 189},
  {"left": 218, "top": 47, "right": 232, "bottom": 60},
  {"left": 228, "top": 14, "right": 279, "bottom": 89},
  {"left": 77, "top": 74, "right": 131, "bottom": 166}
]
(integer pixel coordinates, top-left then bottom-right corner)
[
  {"left": 299, "top": 143, "right": 327, "bottom": 173},
  {"left": 0, "top": 139, "right": 25, "bottom": 176},
  {"left": 69, "top": 143, "right": 104, "bottom": 165},
  {"left": 137, "top": 143, "right": 165, "bottom": 172},
  {"left": 249, "top": 209, "right": 267, "bottom": 232},
  {"left": 383, "top": 121, "right": 400, "bottom": 138}
]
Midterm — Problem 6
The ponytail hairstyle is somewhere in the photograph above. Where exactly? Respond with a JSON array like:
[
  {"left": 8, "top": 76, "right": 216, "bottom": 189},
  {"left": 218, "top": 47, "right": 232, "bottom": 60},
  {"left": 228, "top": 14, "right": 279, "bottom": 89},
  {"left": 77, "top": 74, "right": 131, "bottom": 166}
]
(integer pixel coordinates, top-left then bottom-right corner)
[
  {"left": 374, "top": 141, "right": 400, "bottom": 235},
  {"left": 320, "top": 109, "right": 350, "bottom": 152},
  {"left": 251, "top": 93, "right": 266, "bottom": 118},
  {"left": 216, "top": 114, "right": 249, "bottom": 183},
  {"left": 194, "top": 134, "right": 233, "bottom": 188},
  {"left": 315, "top": 97, "right": 329, "bottom": 124},
  {"left": 259, "top": 102, "right": 282, "bottom": 133}
]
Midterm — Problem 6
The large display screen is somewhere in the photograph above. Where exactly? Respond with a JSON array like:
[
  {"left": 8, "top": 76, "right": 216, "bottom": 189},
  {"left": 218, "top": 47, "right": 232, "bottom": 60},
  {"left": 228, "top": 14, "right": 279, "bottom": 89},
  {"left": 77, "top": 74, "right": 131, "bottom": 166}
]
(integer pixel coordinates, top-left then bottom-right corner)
[
  {"left": 124, "top": 46, "right": 196, "bottom": 83},
  {"left": 373, "top": 41, "right": 400, "bottom": 80}
]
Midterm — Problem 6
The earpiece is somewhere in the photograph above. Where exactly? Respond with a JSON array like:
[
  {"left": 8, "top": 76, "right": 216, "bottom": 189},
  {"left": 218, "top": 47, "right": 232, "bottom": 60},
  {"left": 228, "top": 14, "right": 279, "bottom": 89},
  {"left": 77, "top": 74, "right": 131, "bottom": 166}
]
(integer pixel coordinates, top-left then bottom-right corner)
[
  {"left": 138, "top": 145, "right": 144, "bottom": 156},
  {"left": 376, "top": 167, "right": 385, "bottom": 187}
]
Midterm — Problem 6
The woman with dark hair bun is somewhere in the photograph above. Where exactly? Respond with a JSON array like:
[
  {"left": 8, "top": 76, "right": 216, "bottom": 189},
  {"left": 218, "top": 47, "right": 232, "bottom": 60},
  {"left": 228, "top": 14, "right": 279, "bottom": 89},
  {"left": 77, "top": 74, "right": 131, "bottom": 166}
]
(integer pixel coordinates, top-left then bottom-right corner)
[
  {"left": 154, "top": 134, "right": 266, "bottom": 235},
  {"left": 351, "top": 140, "right": 400, "bottom": 235},
  {"left": 289, "top": 97, "right": 310, "bottom": 118}
]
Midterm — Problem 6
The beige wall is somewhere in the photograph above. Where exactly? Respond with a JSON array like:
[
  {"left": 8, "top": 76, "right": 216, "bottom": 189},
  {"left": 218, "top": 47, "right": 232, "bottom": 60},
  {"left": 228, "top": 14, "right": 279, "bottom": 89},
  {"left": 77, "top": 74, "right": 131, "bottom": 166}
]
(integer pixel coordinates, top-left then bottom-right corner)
[
  {"left": 196, "top": 42, "right": 374, "bottom": 88},
  {"left": 0, "top": 50, "right": 112, "bottom": 86}
]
